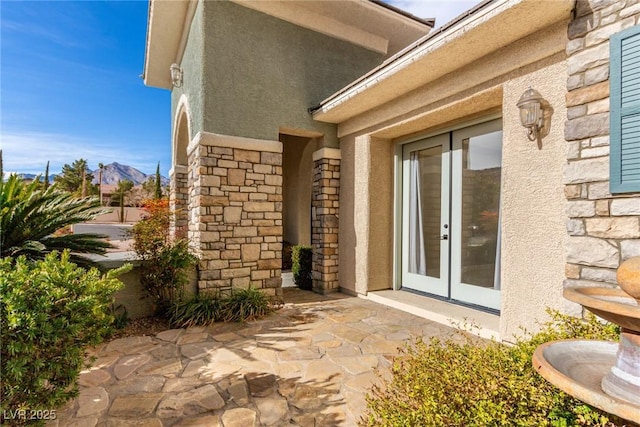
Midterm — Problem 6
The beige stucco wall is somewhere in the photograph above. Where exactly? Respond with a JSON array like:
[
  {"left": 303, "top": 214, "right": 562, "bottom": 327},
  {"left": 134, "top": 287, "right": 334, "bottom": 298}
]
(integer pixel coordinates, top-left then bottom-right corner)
[
  {"left": 500, "top": 59, "right": 567, "bottom": 340},
  {"left": 89, "top": 207, "right": 146, "bottom": 224},
  {"left": 337, "top": 19, "right": 569, "bottom": 340},
  {"left": 337, "top": 20, "right": 569, "bottom": 140},
  {"left": 282, "top": 134, "right": 314, "bottom": 246},
  {"left": 340, "top": 135, "right": 395, "bottom": 296},
  {"left": 338, "top": 134, "right": 358, "bottom": 293}
]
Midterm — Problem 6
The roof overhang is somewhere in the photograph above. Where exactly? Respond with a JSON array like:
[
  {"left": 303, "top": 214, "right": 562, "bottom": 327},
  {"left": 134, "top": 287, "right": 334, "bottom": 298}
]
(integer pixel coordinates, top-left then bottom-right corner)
[
  {"left": 143, "top": 0, "right": 195, "bottom": 89},
  {"left": 143, "top": 0, "right": 433, "bottom": 90},
  {"left": 232, "top": 0, "right": 432, "bottom": 56},
  {"left": 313, "top": 0, "right": 575, "bottom": 124}
]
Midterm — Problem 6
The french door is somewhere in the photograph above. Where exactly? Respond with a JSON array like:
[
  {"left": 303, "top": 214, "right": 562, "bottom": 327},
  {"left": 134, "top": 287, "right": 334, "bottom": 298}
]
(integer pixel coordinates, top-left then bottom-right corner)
[{"left": 400, "top": 119, "right": 502, "bottom": 311}]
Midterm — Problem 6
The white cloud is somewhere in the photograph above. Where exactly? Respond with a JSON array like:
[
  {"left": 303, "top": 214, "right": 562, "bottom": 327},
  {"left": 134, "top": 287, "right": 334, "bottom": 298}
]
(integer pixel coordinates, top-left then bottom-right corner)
[
  {"left": 388, "top": 0, "right": 483, "bottom": 28},
  {"left": 0, "top": 131, "right": 163, "bottom": 175}
]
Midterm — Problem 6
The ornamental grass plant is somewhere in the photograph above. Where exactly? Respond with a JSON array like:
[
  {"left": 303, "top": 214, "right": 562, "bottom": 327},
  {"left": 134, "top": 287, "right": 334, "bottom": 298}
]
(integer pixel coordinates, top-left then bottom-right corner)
[{"left": 168, "top": 287, "right": 275, "bottom": 327}]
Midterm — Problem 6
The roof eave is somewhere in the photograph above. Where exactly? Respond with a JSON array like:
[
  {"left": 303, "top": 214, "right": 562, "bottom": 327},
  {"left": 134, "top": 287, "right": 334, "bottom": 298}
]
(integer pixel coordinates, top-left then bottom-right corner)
[
  {"left": 313, "top": 0, "right": 574, "bottom": 124},
  {"left": 367, "top": 0, "right": 435, "bottom": 28},
  {"left": 143, "top": 0, "right": 190, "bottom": 90}
]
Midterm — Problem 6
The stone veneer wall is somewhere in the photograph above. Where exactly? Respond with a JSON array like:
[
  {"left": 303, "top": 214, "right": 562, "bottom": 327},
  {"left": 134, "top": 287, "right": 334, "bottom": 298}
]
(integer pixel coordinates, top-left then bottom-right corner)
[
  {"left": 187, "top": 133, "right": 283, "bottom": 300},
  {"left": 169, "top": 165, "right": 188, "bottom": 239},
  {"left": 564, "top": 0, "right": 640, "bottom": 303},
  {"left": 311, "top": 148, "right": 340, "bottom": 293}
]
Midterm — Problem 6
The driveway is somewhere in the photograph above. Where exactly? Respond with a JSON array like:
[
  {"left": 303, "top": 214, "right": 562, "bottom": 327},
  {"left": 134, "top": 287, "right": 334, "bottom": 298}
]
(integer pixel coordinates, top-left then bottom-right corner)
[
  {"left": 73, "top": 223, "right": 132, "bottom": 241},
  {"left": 50, "top": 289, "right": 455, "bottom": 426}
]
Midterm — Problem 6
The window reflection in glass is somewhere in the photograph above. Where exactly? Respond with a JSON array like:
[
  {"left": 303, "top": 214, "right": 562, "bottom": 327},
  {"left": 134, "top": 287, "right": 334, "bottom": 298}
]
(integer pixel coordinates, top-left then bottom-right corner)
[
  {"left": 460, "top": 131, "right": 502, "bottom": 289},
  {"left": 408, "top": 146, "right": 442, "bottom": 278}
]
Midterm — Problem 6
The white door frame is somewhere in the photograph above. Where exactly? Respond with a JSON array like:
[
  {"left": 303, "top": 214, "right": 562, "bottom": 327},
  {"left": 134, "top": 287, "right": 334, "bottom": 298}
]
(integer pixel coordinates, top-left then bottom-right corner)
[
  {"left": 450, "top": 119, "right": 502, "bottom": 310},
  {"left": 393, "top": 115, "right": 503, "bottom": 312},
  {"left": 400, "top": 133, "right": 451, "bottom": 296}
]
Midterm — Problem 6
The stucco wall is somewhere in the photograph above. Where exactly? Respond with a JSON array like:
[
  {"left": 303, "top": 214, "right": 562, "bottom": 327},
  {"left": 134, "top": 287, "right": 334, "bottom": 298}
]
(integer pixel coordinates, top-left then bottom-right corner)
[
  {"left": 337, "top": 20, "right": 570, "bottom": 140},
  {"left": 500, "top": 59, "right": 568, "bottom": 339},
  {"left": 107, "top": 262, "right": 198, "bottom": 320},
  {"left": 171, "top": 1, "right": 204, "bottom": 141},
  {"left": 339, "top": 134, "right": 394, "bottom": 296},
  {"left": 282, "top": 134, "right": 314, "bottom": 246},
  {"left": 338, "top": 134, "right": 357, "bottom": 293},
  {"left": 198, "top": 1, "right": 385, "bottom": 148},
  {"left": 337, "top": 19, "right": 569, "bottom": 340},
  {"left": 89, "top": 207, "right": 146, "bottom": 224}
]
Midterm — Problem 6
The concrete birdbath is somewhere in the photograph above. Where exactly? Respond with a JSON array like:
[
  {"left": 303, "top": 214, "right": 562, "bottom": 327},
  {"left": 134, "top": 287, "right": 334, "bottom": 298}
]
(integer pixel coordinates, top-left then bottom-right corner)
[{"left": 533, "top": 257, "right": 640, "bottom": 424}]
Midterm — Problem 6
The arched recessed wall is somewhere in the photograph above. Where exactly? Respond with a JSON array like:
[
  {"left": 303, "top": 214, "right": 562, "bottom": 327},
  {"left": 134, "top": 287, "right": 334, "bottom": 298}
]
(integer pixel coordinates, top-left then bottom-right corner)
[{"left": 169, "top": 95, "right": 192, "bottom": 239}]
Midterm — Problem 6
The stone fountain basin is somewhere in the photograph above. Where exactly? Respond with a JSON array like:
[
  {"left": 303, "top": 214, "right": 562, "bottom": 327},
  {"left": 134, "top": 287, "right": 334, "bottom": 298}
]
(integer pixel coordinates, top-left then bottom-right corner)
[
  {"left": 564, "top": 287, "right": 640, "bottom": 333},
  {"left": 533, "top": 340, "right": 640, "bottom": 423}
]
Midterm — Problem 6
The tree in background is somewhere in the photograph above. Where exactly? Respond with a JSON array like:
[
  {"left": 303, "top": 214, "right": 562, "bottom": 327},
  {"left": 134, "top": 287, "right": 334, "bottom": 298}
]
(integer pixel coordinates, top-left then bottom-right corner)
[
  {"left": 141, "top": 163, "right": 169, "bottom": 200},
  {"left": 141, "top": 163, "right": 166, "bottom": 201},
  {"left": 54, "top": 159, "right": 98, "bottom": 197},
  {"left": 111, "top": 179, "right": 134, "bottom": 223},
  {"left": 141, "top": 178, "right": 155, "bottom": 200},
  {"left": 43, "top": 161, "right": 50, "bottom": 189},
  {"left": 155, "top": 162, "right": 162, "bottom": 199},
  {"left": 98, "top": 162, "right": 104, "bottom": 205}
]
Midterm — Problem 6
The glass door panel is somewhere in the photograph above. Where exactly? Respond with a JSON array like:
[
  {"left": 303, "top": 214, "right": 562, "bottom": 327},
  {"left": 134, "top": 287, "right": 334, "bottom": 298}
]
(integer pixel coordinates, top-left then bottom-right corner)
[
  {"left": 401, "top": 133, "right": 450, "bottom": 297},
  {"left": 451, "top": 120, "right": 502, "bottom": 310}
]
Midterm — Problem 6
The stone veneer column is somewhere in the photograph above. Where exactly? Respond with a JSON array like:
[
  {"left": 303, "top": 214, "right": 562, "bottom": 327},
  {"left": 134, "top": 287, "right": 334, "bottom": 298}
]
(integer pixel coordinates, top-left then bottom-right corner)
[
  {"left": 311, "top": 148, "right": 340, "bottom": 293},
  {"left": 564, "top": 0, "right": 640, "bottom": 300},
  {"left": 169, "top": 164, "right": 188, "bottom": 239},
  {"left": 187, "top": 132, "right": 283, "bottom": 300}
]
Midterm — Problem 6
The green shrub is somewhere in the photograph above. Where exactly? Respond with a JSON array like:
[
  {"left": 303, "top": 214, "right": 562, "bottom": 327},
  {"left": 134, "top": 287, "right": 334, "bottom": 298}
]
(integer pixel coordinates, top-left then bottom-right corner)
[
  {"left": 131, "top": 199, "right": 197, "bottom": 314},
  {"left": 362, "top": 311, "right": 621, "bottom": 427},
  {"left": 139, "top": 240, "right": 197, "bottom": 314},
  {"left": 282, "top": 240, "right": 293, "bottom": 270},
  {"left": 169, "top": 287, "right": 273, "bottom": 327},
  {"left": 292, "top": 245, "right": 312, "bottom": 290},
  {"left": 0, "top": 174, "right": 112, "bottom": 266},
  {"left": 0, "top": 251, "right": 130, "bottom": 418}
]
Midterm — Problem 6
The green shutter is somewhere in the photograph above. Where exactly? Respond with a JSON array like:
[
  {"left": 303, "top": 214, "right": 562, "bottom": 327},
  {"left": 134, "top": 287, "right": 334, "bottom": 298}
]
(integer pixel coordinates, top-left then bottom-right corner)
[{"left": 611, "top": 25, "right": 640, "bottom": 193}]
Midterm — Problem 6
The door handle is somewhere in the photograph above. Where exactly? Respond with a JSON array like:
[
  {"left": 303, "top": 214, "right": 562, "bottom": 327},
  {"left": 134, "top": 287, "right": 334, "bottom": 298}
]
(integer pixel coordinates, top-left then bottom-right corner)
[{"left": 440, "top": 234, "right": 449, "bottom": 240}]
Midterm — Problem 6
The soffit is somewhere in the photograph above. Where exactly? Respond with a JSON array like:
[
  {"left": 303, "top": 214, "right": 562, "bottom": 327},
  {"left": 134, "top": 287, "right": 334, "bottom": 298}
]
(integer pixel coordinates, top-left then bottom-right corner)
[
  {"left": 313, "top": 0, "right": 574, "bottom": 124},
  {"left": 231, "top": 0, "right": 432, "bottom": 56},
  {"left": 143, "top": 0, "right": 191, "bottom": 89},
  {"left": 143, "top": 0, "right": 432, "bottom": 90}
]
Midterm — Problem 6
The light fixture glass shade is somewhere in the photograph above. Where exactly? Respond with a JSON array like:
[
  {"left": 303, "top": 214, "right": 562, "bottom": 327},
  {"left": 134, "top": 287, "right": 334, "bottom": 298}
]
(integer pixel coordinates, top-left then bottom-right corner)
[
  {"left": 519, "top": 101, "right": 541, "bottom": 127},
  {"left": 516, "top": 88, "right": 544, "bottom": 141},
  {"left": 170, "top": 63, "right": 183, "bottom": 88}
]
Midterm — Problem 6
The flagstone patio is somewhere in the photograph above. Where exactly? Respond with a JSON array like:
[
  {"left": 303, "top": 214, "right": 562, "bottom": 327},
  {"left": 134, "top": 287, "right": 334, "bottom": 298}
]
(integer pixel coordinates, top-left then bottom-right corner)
[{"left": 50, "top": 288, "right": 456, "bottom": 427}]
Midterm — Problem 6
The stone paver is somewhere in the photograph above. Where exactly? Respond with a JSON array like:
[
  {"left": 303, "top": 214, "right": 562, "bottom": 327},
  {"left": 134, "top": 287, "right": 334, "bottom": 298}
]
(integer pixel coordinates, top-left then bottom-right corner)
[
  {"left": 54, "top": 288, "right": 454, "bottom": 426},
  {"left": 109, "top": 394, "right": 163, "bottom": 417}
]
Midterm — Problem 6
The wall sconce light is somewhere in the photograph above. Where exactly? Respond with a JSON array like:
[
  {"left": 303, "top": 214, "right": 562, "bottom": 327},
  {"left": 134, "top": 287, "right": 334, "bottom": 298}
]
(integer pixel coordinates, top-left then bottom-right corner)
[
  {"left": 516, "top": 87, "right": 544, "bottom": 141},
  {"left": 170, "top": 63, "right": 183, "bottom": 88}
]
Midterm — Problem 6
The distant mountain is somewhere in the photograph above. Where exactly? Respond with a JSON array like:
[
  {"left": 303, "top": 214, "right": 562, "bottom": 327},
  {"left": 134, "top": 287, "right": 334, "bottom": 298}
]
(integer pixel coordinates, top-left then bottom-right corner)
[
  {"left": 91, "top": 162, "right": 169, "bottom": 186},
  {"left": 16, "top": 173, "right": 57, "bottom": 181},
  {"left": 17, "top": 173, "right": 38, "bottom": 181}
]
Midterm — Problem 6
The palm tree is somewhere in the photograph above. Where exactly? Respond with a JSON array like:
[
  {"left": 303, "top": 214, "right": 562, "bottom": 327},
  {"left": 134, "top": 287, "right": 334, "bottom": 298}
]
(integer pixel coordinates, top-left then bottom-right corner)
[{"left": 0, "top": 174, "right": 113, "bottom": 266}]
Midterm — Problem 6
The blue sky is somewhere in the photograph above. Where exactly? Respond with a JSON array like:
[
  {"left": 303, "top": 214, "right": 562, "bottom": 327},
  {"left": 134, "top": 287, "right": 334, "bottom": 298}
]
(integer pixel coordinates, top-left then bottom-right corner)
[{"left": 1, "top": 0, "right": 479, "bottom": 177}]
